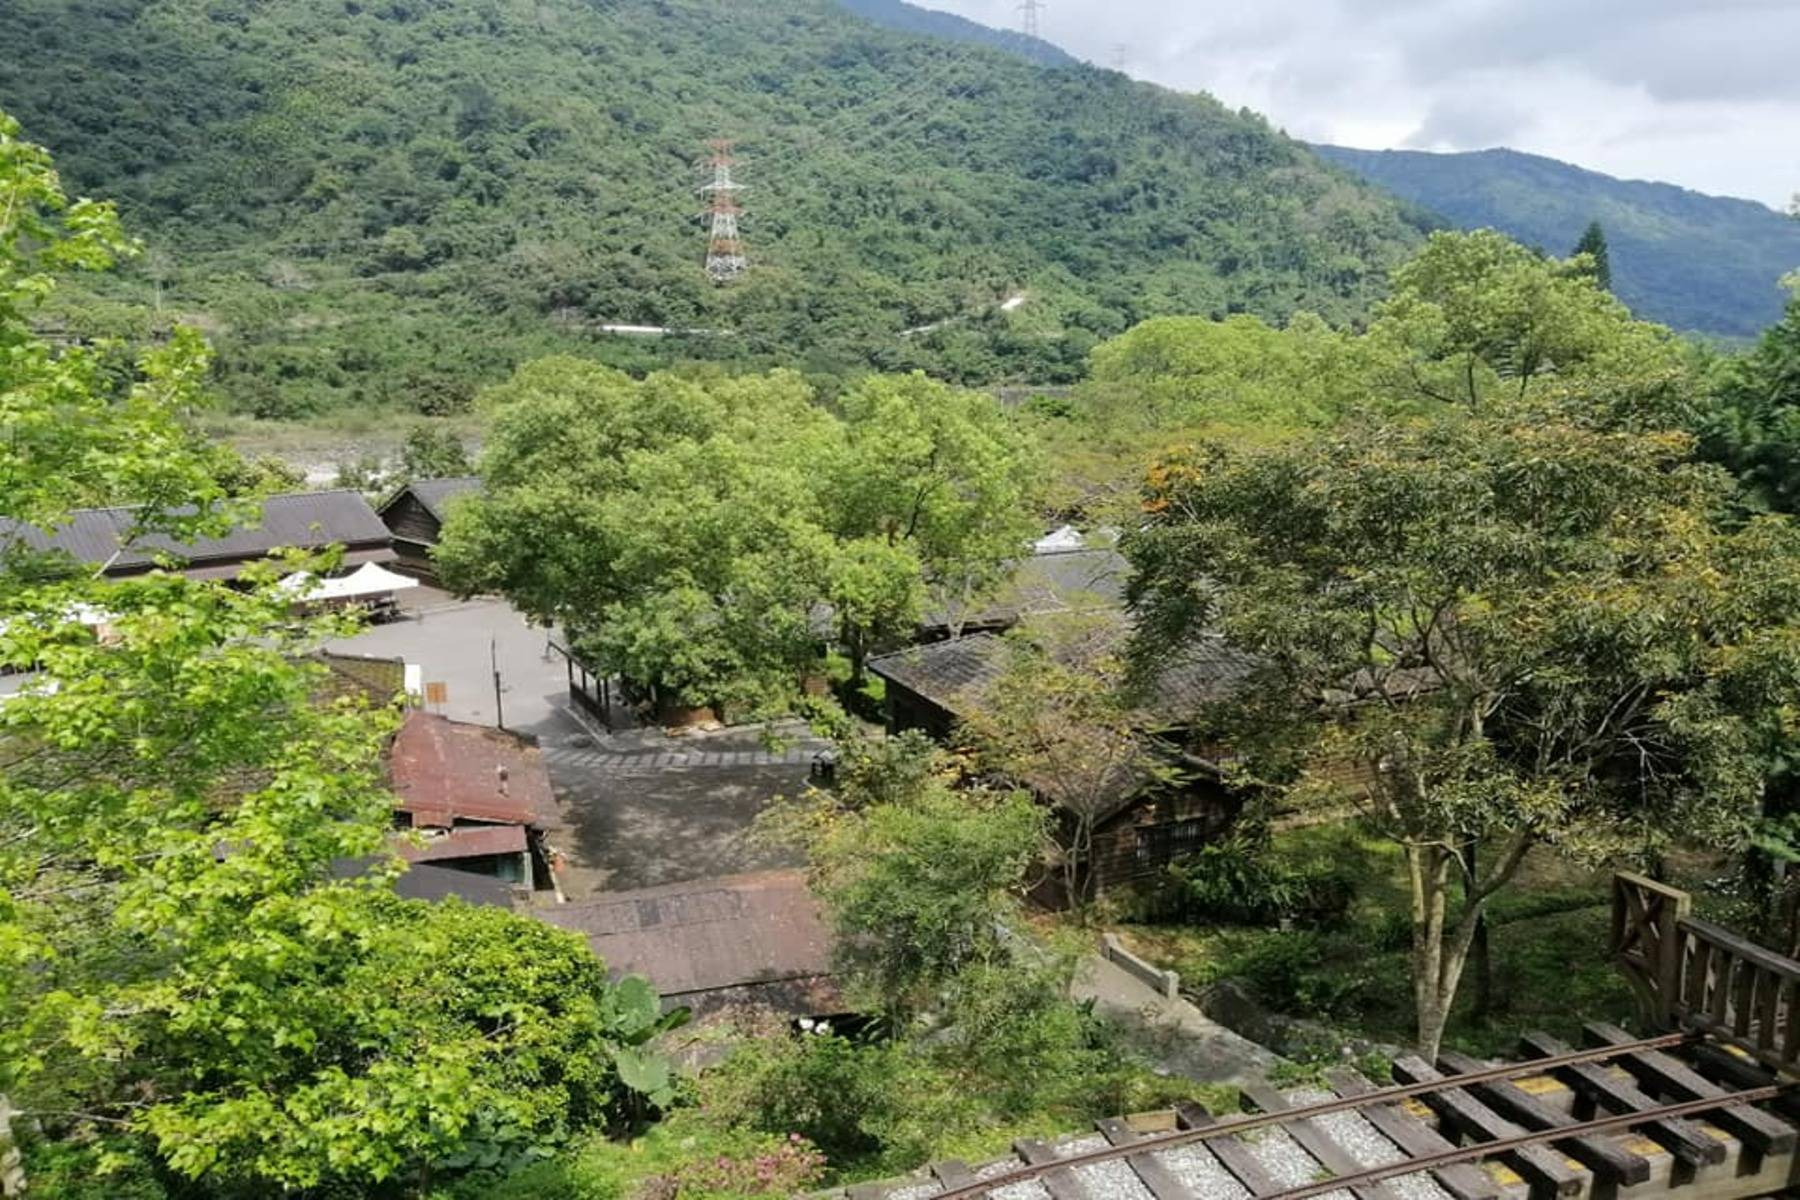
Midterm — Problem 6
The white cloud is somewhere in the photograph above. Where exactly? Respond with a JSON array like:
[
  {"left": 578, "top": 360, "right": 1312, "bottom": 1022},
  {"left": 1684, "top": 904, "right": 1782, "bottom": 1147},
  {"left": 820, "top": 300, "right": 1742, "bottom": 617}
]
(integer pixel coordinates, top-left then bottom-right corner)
[{"left": 914, "top": 0, "right": 1800, "bottom": 207}]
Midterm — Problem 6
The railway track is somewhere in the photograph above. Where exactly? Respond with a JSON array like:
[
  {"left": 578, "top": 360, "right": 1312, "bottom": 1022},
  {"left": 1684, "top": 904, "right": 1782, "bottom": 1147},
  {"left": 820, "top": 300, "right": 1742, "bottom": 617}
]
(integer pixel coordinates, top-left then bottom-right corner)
[{"left": 825, "top": 1024, "right": 1800, "bottom": 1200}]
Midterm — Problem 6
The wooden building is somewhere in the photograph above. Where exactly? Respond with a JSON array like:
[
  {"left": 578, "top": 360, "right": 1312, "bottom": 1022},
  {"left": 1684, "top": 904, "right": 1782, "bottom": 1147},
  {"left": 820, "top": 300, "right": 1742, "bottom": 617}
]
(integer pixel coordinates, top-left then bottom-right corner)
[
  {"left": 377, "top": 476, "right": 479, "bottom": 580},
  {"left": 387, "top": 710, "right": 560, "bottom": 890},
  {"left": 0, "top": 490, "right": 396, "bottom": 582},
  {"left": 868, "top": 626, "right": 1259, "bottom": 896}
]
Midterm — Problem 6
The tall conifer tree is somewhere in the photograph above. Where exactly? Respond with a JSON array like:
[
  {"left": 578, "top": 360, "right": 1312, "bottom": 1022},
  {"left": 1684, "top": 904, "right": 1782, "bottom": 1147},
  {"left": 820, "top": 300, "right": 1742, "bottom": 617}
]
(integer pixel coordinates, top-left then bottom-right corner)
[{"left": 1573, "top": 219, "right": 1614, "bottom": 291}]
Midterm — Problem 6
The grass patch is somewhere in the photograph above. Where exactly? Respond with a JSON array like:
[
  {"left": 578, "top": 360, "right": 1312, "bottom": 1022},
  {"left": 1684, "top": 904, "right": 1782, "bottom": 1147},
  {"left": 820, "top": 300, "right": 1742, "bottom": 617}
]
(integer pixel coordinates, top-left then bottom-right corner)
[{"left": 1119, "top": 821, "right": 1646, "bottom": 1058}]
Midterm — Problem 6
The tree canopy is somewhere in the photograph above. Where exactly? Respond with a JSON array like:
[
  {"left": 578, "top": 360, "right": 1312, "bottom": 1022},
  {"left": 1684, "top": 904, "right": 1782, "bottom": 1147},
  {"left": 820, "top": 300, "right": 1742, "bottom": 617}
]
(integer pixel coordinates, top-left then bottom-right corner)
[
  {"left": 437, "top": 362, "right": 1039, "bottom": 713},
  {"left": 1125, "top": 391, "right": 1800, "bottom": 1056}
]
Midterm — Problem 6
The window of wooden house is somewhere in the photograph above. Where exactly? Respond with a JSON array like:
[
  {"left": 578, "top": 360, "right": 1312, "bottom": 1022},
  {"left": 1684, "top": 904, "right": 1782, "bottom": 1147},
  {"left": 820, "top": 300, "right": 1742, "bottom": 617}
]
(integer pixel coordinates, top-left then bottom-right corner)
[{"left": 1133, "top": 816, "right": 1210, "bottom": 869}]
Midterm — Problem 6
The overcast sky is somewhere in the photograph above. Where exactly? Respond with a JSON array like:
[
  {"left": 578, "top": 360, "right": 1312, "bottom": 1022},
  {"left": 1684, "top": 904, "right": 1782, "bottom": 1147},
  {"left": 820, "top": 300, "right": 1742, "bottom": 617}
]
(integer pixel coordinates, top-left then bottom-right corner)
[{"left": 921, "top": 0, "right": 1799, "bottom": 209}]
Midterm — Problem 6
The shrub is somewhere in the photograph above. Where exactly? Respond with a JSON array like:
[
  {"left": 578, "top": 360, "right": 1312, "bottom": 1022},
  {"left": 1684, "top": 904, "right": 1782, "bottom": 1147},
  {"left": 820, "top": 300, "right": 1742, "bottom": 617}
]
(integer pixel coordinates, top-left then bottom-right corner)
[{"left": 1166, "top": 829, "right": 1354, "bottom": 927}]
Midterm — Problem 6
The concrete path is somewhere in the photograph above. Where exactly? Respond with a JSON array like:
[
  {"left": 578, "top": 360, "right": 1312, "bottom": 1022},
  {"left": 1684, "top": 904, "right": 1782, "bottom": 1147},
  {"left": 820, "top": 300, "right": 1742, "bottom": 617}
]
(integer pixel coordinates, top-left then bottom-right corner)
[{"left": 1074, "top": 952, "right": 1283, "bottom": 1086}]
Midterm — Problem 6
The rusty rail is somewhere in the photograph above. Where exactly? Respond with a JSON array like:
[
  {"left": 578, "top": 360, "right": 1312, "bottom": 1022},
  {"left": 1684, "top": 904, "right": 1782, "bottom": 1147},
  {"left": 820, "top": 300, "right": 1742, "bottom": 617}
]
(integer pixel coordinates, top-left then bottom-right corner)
[
  {"left": 1251, "top": 1083, "right": 1790, "bottom": 1200},
  {"left": 933, "top": 1029, "right": 1701, "bottom": 1200}
]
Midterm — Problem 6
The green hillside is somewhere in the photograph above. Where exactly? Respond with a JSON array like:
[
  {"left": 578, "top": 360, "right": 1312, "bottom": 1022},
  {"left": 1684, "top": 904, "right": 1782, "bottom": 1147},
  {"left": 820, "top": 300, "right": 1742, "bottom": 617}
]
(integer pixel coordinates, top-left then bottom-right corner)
[
  {"left": 1314, "top": 144, "right": 1800, "bottom": 339},
  {"left": 0, "top": 0, "right": 1426, "bottom": 416},
  {"left": 834, "top": 0, "right": 1081, "bottom": 67}
]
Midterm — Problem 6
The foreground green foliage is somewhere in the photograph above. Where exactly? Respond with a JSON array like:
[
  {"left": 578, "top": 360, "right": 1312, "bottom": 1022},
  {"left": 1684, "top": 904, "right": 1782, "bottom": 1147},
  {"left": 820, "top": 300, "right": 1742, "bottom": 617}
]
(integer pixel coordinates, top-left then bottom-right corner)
[
  {"left": 1, "top": 110, "right": 675, "bottom": 1198},
  {"left": 0, "top": 0, "right": 1427, "bottom": 414}
]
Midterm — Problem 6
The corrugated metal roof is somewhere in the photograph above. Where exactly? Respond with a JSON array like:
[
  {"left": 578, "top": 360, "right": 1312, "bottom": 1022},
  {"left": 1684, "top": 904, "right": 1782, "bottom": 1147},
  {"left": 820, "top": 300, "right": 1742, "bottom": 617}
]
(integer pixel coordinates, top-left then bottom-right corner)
[
  {"left": 0, "top": 491, "right": 392, "bottom": 574},
  {"left": 390, "top": 711, "right": 559, "bottom": 830},
  {"left": 538, "top": 870, "right": 837, "bottom": 1012},
  {"left": 398, "top": 823, "right": 528, "bottom": 863}
]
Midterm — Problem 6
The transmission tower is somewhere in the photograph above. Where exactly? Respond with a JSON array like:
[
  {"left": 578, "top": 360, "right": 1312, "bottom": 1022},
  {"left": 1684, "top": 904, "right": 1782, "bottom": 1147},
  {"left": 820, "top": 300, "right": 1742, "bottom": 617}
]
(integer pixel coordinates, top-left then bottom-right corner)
[
  {"left": 1018, "top": 0, "right": 1043, "bottom": 38},
  {"left": 699, "top": 138, "right": 747, "bottom": 284}
]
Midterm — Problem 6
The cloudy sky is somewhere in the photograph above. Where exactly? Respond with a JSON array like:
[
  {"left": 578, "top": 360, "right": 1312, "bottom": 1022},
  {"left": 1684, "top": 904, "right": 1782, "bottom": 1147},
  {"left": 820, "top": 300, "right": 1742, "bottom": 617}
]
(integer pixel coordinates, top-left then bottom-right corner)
[{"left": 922, "top": 0, "right": 1799, "bottom": 209}]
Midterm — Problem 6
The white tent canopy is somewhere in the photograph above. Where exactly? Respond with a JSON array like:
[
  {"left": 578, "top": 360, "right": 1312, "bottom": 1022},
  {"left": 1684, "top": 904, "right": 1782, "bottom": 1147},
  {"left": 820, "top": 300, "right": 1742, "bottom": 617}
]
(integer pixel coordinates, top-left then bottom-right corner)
[{"left": 279, "top": 561, "right": 420, "bottom": 603}]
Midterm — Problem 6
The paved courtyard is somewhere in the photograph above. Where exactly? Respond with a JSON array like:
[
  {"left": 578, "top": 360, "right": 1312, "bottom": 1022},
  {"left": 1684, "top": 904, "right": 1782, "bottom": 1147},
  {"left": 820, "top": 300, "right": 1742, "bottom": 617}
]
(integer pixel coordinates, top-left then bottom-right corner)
[{"left": 328, "top": 592, "right": 820, "bottom": 899}]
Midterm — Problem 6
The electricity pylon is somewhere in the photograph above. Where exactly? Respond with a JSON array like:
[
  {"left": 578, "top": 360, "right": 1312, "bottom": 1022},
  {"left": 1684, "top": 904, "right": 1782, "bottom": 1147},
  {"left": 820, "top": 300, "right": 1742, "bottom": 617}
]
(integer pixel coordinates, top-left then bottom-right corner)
[
  {"left": 1018, "top": 0, "right": 1043, "bottom": 38},
  {"left": 700, "top": 139, "right": 747, "bottom": 284}
]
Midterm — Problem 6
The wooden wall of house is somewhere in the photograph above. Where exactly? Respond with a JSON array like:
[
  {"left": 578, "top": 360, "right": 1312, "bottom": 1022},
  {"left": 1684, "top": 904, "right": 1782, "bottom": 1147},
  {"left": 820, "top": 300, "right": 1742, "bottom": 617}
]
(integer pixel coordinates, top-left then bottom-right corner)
[
  {"left": 382, "top": 493, "right": 443, "bottom": 548},
  {"left": 1084, "top": 781, "right": 1240, "bottom": 896},
  {"left": 883, "top": 682, "right": 957, "bottom": 743}
]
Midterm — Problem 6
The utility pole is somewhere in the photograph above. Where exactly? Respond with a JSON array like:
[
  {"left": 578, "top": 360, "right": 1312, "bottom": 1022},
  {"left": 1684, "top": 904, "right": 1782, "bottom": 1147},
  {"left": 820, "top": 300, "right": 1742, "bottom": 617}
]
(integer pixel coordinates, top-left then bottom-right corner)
[
  {"left": 491, "top": 636, "right": 505, "bottom": 731},
  {"left": 1018, "top": 0, "right": 1043, "bottom": 38},
  {"left": 700, "top": 138, "right": 748, "bottom": 284}
]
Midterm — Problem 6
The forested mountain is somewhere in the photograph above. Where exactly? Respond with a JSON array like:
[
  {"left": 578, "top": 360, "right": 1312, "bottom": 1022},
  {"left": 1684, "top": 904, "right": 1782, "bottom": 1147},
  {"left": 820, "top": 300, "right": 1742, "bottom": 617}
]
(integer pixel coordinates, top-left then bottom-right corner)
[
  {"left": 833, "top": 0, "right": 1080, "bottom": 67},
  {"left": 1314, "top": 144, "right": 1800, "bottom": 339},
  {"left": 0, "top": 0, "right": 1427, "bottom": 416}
]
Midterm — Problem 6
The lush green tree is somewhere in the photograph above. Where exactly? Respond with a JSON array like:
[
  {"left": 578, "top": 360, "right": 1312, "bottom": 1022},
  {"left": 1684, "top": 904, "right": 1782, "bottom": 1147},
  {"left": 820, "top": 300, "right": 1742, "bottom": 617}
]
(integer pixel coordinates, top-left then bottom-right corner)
[
  {"left": 1086, "top": 311, "right": 1376, "bottom": 435},
  {"left": 747, "top": 733, "right": 1185, "bottom": 1178},
  {"left": 1368, "top": 230, "right": 1690, "bottom": 415},
  {"left": 1571, "top": 219, "right": 1613, "bottom": 292},
  {"left": 1051, "top": 230, "right": 1689, "bottom": 515},
  {"left": 439, "top": 362, "right": 1037, "bottom": 713},
  {"left": 766, "top": 733, "right": 1046, "bottom": 1020},
  {"left": 828, "top": 373, "right": 1041, "bottom": 680},
  {"left": 1701, "top": 286, "right": 1800, "bottom": 512},
  {"left": 1126, "top": 403, "right": 1800, "bottom": 1057},
  {"left": 1, "top": 111, "right": 674, "bottom": 1195},
  {"left": 399, "top": 423, "right": 473, "bottom": 481},
  {"left": 436, "top": 359, "right": 845, "bottom": 715}
]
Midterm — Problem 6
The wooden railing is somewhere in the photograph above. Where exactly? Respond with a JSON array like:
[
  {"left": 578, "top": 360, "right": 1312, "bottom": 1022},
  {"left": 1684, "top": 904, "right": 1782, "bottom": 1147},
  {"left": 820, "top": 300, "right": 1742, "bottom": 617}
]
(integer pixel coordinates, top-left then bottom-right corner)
[{"left": 1612, "top": 871, "right": 1800, "bottom": 1074}]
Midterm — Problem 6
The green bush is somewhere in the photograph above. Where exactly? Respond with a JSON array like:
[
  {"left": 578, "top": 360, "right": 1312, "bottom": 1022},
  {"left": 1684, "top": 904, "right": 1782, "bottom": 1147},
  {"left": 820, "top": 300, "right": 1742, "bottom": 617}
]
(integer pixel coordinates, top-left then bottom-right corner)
[{"left": 1165, "top": 829, "right": 1354, "bottom": 927}]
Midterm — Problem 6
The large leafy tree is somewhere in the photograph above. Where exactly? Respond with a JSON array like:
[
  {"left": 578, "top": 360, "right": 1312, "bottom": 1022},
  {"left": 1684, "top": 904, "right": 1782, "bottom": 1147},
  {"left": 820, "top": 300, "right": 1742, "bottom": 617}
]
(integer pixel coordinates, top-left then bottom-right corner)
[
  {"left": 0, "top": 110, "right": 669, "bottom": 1195},
  {"left": 828, "top": 373, "right": 1040, "bottom": 681},
  {"left": 1126, "top": 399, "right": 1800, "bottom": 1057},
  {"left": 1701, "top": 282, "right": 1800, "bottom": 512},
  {"left": 765, "top": 733, "right": 1046, "bottom": 1021},
  {"left": 438, "top": 362, "right": 1037, "bottom": 712}
]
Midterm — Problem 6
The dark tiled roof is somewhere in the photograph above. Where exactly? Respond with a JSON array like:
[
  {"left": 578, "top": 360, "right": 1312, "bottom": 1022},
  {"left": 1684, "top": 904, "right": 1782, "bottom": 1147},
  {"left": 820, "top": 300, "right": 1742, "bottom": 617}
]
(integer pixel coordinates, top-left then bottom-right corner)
[
  {"left": 538, "top": 870, "right": 838, "bottom": 1014},
  {"left": 870, "top": 622, "right": 1257, "bottom": 729},
  {"left": 926, "top": 547, "right": 1128, "bottom": 632},
  {"left": 0, "top": 491, "right": 392, "bottom": 574},
  {"left": 389, "top": 712, "right": 559, "bottom": 830},
  {"left": 383, "top": 477, "right": 480, "bottom": 522}
]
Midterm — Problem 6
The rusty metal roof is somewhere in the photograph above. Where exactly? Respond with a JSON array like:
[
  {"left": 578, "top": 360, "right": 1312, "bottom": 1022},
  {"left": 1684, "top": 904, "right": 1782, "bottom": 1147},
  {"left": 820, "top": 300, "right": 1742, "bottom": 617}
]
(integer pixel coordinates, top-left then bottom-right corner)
[
  {"left": 397, "top": 823, "right": 528, "bottom": 863},
  {"left": 0, "top": 491, "right": 393, "bottom": 575},
  {"left": 538, "top": 870, "right": 838, "bottom": 1014},
  {"left": 389, "top": 712, "right": 559, "bottom": 830}
]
